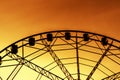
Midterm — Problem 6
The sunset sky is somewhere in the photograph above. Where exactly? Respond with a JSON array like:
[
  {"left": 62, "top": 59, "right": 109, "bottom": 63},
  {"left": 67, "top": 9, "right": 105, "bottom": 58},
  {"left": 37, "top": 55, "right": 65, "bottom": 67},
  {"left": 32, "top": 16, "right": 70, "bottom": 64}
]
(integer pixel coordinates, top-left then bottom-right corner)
[
  {"left": 0, "top": 0, "right": 120, "bottom": 50},
  {"left": 0, "top": 0, "right": 120, "bottom": 80}
]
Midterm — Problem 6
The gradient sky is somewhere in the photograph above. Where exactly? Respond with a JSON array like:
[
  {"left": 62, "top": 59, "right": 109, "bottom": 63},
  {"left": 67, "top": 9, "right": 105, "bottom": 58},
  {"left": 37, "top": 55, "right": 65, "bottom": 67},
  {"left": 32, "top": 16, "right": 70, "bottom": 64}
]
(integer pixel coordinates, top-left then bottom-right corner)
[
  {"left": 0, "top": 0, "right": 120, "bottom": 79},
  {"left": 0, "top": 0, "right": 120, "bottom": 50}
]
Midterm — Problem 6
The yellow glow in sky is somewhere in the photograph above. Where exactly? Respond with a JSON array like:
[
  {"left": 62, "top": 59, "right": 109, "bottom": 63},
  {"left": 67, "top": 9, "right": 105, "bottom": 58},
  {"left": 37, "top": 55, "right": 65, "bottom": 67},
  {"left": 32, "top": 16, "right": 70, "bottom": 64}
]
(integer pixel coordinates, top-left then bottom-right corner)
[
  {"left": 0, "top": 0, "right": 120, "bottom": 80},
  {"left": 0, "top": 0, "right": 120, "bottom": 48}
]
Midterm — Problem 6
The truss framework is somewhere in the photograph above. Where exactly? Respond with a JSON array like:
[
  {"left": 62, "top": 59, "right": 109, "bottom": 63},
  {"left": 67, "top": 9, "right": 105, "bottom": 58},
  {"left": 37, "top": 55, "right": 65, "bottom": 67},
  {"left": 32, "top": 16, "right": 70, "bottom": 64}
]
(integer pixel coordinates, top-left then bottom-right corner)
[
  {"left": 86, "top": 41, "right": 113, "bottom": 80},
  {"left": 102, "top": 72, "right": 120, "bottom": 80},
  {"left": 41, "top": 35, "right": 74, "bottom": 80},
  {"left": 7, "top": 52, "right": 63, "bottom": 80},
  {"left": 0, "top": 30, "right": 120, "bottom": 80}
]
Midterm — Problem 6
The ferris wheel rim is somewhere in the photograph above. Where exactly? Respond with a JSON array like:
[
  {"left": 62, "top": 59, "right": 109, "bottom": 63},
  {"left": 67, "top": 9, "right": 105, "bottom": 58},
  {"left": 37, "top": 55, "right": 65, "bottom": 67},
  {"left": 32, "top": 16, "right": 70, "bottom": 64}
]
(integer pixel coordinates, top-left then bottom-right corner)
[
  {"left": 0, "top": 30, "right": 120, "bottom": 80},
  {"left": 0, "top": 29, "right": 120, "bottom": 53}
]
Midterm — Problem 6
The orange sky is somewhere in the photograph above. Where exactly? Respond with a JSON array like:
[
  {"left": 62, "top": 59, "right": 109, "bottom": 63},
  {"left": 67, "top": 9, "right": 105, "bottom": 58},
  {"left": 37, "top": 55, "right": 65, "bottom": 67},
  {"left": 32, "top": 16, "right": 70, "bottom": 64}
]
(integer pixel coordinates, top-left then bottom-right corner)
[
  {"left": 0, "top": 0, "right": 120, "bottom": 50},
  {"left": 0, "top": 0, "right": 120, "bottom": 79}
]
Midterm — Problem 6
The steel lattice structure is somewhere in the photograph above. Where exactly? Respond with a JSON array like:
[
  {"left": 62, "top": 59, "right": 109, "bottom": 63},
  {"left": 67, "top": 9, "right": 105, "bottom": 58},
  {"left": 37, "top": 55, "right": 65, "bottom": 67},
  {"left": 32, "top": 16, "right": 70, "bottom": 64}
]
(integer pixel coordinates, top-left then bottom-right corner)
[{"left": 0, "top": 30, "right": 120, "bottom": 80}]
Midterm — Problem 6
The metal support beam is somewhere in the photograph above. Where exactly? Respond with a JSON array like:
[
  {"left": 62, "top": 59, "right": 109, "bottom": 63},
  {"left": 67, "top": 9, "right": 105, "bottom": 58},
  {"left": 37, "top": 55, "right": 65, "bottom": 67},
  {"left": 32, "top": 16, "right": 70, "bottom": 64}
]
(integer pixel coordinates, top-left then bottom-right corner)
[
  {"left": 102, "top": 72, "right": 120, "bottom": 80},
  {"left": 76, "top": 33, "right": 80, "bottom": 80},
  {"left": 41, "top": 36, "right": 74, "bottom": 80},
  {"left": 36, "top": 74, "right": 42, "bottom": 80},
  {"left": 8, "top": 53, "right": 63, "bottom": 80},
  {"left": 7, "top": 63, "right": 23, "bottom": 80},
  {"left": 86, "top": 41, "right": 113, "bottom": 80},
  {"left": 0, "top": 76, "right": 3, "bottom": 80},
  {"left": 47, "top": 46, "right": 74, "bottom": 80}
]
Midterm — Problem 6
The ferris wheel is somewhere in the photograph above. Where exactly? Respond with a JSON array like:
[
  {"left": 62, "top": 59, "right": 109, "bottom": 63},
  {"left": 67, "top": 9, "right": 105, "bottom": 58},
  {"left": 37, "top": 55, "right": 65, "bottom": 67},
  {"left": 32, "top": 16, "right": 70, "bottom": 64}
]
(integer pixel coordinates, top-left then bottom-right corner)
[{"left": 0, "top": 30, "right": 120, "bottom": 80}]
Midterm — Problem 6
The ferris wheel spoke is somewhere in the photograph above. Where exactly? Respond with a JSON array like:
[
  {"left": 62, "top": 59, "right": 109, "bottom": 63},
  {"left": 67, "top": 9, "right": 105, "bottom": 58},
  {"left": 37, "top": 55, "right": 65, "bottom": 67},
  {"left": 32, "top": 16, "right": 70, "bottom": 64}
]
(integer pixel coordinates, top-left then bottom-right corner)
[
  {"left": 41, "top": 38, "right": 74, "bottom": 80},
  {"left": 35, "top": 73, "right": 42, "bottom": 80},
  {"left": 1, "top": 30, "right": 120, "bottom": 80},
  {"left": 7, "top": 53, "right": 63, "bottom": 80},
  {"left": 7, "top": 63, "right": 23, "bottom": 80},
  {"left": 86, "top": 41, "right": 113, "bottom": 80},
  {"left": 75, "top": 33, "right": 80, "bottom": 80},
  {"left": 48, "top": 47, "right": 74, "bottom": 80},
  {"left": 102, "top": 72, "right": 120, "bottom": 80},
  {"left": 0, "top": 77, "right": 2, "bottom": 80}
]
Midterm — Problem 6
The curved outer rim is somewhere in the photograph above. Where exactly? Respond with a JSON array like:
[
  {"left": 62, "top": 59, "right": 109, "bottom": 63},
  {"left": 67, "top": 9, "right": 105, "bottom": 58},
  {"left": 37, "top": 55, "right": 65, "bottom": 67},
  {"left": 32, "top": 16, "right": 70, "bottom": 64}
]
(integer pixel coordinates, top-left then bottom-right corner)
[{"left": 0, "top": 29, "right": 120, "bottom": 53}]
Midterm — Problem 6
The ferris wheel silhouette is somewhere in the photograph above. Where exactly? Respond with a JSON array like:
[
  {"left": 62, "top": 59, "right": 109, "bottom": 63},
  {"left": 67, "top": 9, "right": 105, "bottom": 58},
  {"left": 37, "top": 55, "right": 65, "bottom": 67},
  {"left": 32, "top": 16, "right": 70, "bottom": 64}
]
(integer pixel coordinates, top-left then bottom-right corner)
[{"left": 0, "top": 30, "right": 120, "bottom": 80}]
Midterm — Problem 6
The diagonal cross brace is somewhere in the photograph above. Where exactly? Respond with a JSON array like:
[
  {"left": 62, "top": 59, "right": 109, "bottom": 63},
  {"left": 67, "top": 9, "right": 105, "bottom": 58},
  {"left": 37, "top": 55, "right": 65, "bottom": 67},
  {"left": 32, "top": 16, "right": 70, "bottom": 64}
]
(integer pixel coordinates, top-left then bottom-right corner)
[
  {"left": 0, "top": 76, "right": 3, "bottom": 80},
  {"left": 47, "top": 46, "right": 74, "bottom": 80},
  {"left": 7, "top": 63, "right": 23, "bottom": 80},
  {"left": 86, "top": 41, "right": 113, "bottom": 80},
  {"left": 8, "top": 53, "right": 63, "bottom": 80},
  {"left": 41, "top": 39, "right": 74, "bottom": 80},
  {"left": 102, "top": 72, "right": 120, "bottom": 80}
]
